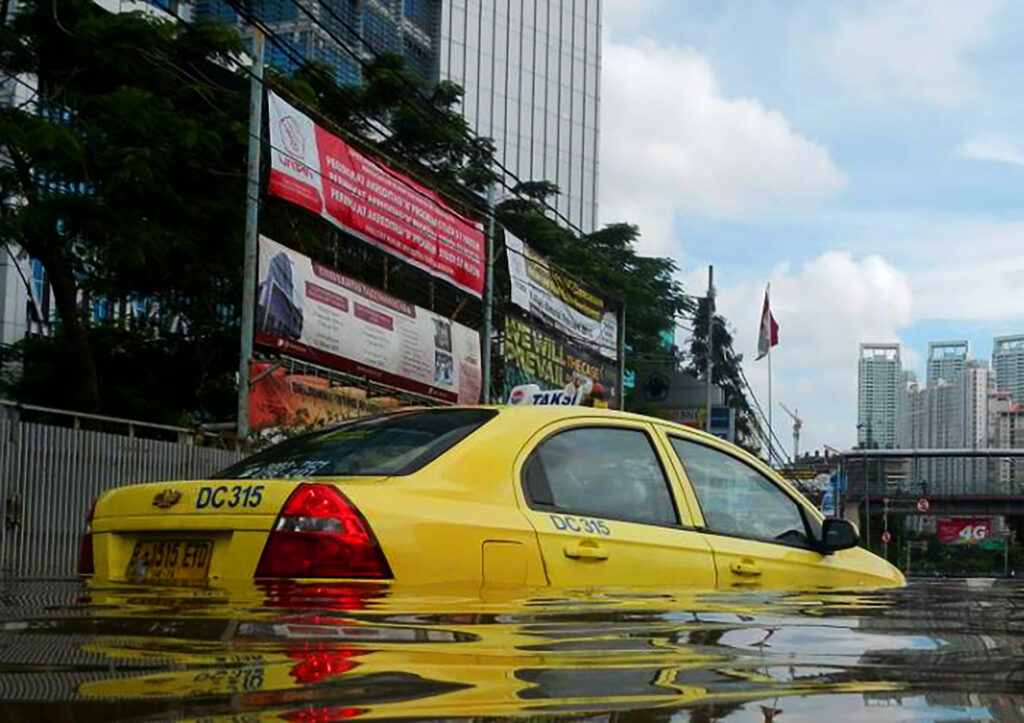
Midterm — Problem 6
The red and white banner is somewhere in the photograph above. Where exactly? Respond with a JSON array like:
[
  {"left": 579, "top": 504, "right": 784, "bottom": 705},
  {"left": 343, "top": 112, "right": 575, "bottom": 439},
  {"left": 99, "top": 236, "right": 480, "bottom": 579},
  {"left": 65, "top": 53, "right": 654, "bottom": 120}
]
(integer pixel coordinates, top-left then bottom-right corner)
[
  {"left": 267, "top": 91, "right": 486, "bottom": 298},
  {"left": 255, "top": 236, "right": 481, "bottom": 404},
  {"left": 936, "top": 517, "right": 994, "bottom": 545}
]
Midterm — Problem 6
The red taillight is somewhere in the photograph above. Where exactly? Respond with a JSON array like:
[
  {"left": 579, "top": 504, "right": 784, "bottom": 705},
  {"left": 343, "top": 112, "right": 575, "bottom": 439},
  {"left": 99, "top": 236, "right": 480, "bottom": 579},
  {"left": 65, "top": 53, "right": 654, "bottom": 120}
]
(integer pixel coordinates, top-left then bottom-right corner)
[
  {"left": 255, "top": 484, "right": 391, "bottom": 579},
  {"left": 77, "top": 503, "right": 95, "bottom": 576},
  {"left": 281, "top": 706, "right": 365, "bottom": 722},
  {"left": 287, "top": 647, "right": 361, "bottom": 684}
]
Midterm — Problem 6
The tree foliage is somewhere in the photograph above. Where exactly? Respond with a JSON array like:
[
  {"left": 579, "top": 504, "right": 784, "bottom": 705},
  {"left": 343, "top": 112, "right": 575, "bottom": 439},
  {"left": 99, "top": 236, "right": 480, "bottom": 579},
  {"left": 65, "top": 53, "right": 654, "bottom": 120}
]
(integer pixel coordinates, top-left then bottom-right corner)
[
  {"left": 0, "top": 0, "right": 248, "bottom": 413},
  {"left": 686, "top": 299, "right": 761, "bottom": 452},
  {"left": 496, "top": 183, "right": 694, "bottom": 361}
]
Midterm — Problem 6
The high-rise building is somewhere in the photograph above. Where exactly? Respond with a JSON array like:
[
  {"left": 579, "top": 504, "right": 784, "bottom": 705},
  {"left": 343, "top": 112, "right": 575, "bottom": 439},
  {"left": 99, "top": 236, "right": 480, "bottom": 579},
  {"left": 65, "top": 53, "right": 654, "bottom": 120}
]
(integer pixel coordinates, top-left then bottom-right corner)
[
  {"left": 857, "top": 343, "right": 901, "bottom": 449},
  {"left": 896, "top": 370, "right": 917, "bottom": 448},
  {"left": 439, "top": 1, "right": 602, "bottom": 231},
  {"left": 195, "top": 0, "right": 442, "bottom": 87},
  {"left": 989, "top": 391, "right": 1024, "bottom": 487},
  {"left": 927, "top": 340, "right": 968, "bottom": 387},
  {"left": 993, "top": 334, "right": 1024, "bottom": 402}
]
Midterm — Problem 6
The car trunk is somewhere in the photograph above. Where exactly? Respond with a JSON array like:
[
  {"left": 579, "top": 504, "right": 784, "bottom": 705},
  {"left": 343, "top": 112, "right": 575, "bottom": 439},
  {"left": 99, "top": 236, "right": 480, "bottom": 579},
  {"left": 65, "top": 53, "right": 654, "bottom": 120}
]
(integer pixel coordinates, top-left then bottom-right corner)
[{"left": 90, "top": 477, "right": 388, "bottom": 584}]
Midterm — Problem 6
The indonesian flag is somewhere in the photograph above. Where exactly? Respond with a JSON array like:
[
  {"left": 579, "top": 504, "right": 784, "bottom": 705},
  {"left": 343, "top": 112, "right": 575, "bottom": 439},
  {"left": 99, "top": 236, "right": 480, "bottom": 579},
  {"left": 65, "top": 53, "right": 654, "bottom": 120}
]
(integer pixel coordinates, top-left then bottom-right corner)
[{"left": 757, "top": 284, "right": 779, "bottom": 360}]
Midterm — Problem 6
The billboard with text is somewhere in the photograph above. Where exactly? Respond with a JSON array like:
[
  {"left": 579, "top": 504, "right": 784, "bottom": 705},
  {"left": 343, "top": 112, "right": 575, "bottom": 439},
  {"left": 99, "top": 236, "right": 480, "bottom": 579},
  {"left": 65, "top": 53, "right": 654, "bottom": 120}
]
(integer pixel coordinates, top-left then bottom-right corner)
[
  {"left": 506, "top": 232, "right": 617, "bottom": 359},
  {"left": 502, "top": 315, "right": 618, "bottom": 408},
  {"left": 255, "top": 236, "right": 481, "bottom": 404},
  {"left": 267, "top": 91, "right": 485, "bottom": 298}
]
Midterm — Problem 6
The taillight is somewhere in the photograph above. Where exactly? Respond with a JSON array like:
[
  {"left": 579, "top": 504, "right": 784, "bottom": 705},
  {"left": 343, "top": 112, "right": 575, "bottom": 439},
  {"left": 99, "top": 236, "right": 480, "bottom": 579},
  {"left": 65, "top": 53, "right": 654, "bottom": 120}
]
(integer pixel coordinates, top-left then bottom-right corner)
[
  {"left": 255, "top": 484, "right": 391, "bottom": 579},
  {"left": 77, "top": 502, "right": 95, "bottom": 576},
  {"left": 287, "top": 646, "right": 361, "bottom": 684}
]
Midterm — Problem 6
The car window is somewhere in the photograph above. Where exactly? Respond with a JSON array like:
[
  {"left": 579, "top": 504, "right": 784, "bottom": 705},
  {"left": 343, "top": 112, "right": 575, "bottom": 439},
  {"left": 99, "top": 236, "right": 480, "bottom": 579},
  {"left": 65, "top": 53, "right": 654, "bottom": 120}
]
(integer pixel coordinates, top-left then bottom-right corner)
[
  {"left": 523, "top": 427, "right": 678, "bottom": 526},
  {"left": 668, "top": 438, "right": 810, "bottom": 546},
  {"left": 217, "top": 409, "right": 497, "bottom": 478}
]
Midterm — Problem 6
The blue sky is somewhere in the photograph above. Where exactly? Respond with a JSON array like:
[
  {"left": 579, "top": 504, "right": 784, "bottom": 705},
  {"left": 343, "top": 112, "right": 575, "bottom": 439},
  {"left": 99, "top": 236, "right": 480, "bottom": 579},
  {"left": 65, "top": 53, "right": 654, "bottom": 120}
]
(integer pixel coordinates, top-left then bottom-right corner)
[{"left": 598, "top": 0, "right": 1024, "bottom": 454}]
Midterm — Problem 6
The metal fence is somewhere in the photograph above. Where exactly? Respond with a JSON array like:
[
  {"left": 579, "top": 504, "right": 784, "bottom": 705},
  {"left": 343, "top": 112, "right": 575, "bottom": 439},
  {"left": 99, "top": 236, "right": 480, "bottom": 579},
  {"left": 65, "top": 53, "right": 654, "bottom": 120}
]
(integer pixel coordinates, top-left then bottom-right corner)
[{"left": 0, "top": 401, "right": 244, "bottom": 579}]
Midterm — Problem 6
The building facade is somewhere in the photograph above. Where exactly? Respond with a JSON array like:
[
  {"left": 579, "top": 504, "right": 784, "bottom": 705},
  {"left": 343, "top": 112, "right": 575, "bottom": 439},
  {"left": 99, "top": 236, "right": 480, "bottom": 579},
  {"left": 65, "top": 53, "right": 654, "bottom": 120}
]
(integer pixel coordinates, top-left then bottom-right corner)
[
  {"left": 857, "top": 343, "right": 901, "bottom": 449},
  {"left": 989, "top": 392, "right": 1024, "bottom": 487},
  {"left": 993, "top": 334, "right": 1024, "bottom": 403},
  {"left": 438, "top": 0, "right": 602, "bottom": 231},
  {"left": 926, "top": 340, "right": 968, "bottom": 387},
  {"left": 195, "top": 0, "right": 441, "bottom": 87}
]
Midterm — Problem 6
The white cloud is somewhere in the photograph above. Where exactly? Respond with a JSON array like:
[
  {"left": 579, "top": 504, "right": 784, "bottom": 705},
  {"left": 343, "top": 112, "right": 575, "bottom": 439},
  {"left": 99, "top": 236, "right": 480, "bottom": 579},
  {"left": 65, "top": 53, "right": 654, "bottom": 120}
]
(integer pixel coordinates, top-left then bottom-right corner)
[
  {"left": 599, "top": 40, "right": 845, "bottom": 255},
  {"left": 714, "top": 252, "right": 913, "bottom": 454},
  {"left": 819, "top": 0, "right": 1001, "bottom": 105},
  {"left": 604, "top": 0, "right": 664, "bottom": 32},
  {"left": 957, "top": 136, "right": 1024, "bottom": 167}
]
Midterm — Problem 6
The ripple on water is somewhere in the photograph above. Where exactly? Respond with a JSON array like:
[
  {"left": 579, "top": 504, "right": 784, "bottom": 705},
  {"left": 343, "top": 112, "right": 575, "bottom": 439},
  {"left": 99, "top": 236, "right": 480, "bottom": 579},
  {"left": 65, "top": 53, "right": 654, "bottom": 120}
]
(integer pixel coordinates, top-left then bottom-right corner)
[{"left": 0, "top": 578, "right": 1021, "bottom": 721}]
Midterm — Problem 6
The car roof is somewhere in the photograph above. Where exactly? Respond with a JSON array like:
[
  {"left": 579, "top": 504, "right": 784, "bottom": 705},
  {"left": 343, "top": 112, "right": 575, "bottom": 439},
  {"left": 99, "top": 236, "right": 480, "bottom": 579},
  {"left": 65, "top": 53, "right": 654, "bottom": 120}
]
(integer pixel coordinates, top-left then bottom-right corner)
[{"left": 461, "top": 404, "right": 724, "bottom": 442}]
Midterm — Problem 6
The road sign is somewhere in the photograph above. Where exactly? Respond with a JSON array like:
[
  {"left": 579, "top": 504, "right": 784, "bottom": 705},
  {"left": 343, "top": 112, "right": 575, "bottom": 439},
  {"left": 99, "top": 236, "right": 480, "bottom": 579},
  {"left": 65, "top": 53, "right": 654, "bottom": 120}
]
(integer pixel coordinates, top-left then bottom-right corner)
[
  {"left": 916, "top": 498, "right": 930, "bottom": 513},
  {"left": 881, "top": 531, "right": 892, "bottom": 544}
]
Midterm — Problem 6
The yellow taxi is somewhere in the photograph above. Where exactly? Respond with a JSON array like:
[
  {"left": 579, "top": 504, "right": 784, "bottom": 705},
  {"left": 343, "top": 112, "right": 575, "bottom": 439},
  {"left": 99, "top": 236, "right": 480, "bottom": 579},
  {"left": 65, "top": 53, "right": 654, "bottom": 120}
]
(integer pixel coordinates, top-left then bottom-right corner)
[{"left": 79, "top": 406, "right": 904, "bottom": 589}]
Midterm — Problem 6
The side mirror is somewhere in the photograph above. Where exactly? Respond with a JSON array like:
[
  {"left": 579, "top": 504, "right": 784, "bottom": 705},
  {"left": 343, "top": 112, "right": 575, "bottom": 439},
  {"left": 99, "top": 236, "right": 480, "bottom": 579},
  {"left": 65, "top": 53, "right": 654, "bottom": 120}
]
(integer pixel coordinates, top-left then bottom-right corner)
[{"left": 820, "top": 518, "right": 859, "bottom": 554}]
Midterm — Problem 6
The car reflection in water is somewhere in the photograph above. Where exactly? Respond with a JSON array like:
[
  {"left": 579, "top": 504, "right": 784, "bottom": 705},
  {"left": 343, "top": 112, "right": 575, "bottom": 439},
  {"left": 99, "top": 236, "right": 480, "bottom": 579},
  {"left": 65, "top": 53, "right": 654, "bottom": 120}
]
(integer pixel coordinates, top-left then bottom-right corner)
[{"left": 0, "top": 579, "right": 1022, "bottom": 720}]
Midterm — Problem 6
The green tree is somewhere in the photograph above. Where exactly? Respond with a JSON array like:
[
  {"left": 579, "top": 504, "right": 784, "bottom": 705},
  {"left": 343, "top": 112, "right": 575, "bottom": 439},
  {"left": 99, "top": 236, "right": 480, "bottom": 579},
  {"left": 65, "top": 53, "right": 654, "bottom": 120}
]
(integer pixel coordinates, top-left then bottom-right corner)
[
  {"left": 0, "top": 0, "right": 248, "bottom": 413},
  {"left": 686, "top": 300, "right": 760, "bottom": 452},
  {"left": 496, "top": 182, "right": 694, "bottom": 361}
]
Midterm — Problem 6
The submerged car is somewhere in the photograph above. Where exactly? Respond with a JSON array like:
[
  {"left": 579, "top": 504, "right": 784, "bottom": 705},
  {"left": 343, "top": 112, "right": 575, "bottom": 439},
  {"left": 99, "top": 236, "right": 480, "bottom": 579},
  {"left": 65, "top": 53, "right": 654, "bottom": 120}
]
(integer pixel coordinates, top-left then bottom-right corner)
[{"left": 79, "top": 406, "right": 904, "bottom": 589}]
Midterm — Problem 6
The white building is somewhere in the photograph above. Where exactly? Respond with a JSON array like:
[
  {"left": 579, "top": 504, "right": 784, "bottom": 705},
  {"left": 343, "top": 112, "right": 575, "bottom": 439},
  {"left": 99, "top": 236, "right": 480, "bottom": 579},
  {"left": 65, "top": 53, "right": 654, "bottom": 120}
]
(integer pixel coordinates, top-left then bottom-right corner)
[
  {"left": 993, "top": 334, "right": 1024, "bottom": 403},
  {"left": 440, "top": 0, "right": 602, "bottom": 231},
  {"left": 857, "top": 343, "right": 901, "bottom": 449},
  {"left": 989, "top": 391, "right": 1024, "bottom": 487},
  {"left": 927, "top": 340, "right": 968, "bottom": 387}
]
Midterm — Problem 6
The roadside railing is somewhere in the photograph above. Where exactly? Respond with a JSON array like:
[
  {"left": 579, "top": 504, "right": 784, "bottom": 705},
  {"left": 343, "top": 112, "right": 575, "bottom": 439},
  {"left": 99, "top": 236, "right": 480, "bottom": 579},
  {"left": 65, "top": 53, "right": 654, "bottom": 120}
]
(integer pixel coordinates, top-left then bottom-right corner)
[{"left": 0, "top": 400, "right": 244, "bottom": 578}]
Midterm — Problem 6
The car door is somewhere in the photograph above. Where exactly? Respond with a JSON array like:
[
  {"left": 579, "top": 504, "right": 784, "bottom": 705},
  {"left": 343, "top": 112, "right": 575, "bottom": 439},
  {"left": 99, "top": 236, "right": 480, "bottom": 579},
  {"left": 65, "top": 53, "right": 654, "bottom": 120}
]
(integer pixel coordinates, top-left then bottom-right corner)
[
  {"left": 515, "top": 419, "right": 716, "bottom": 588},
  {"left": 663, "top": 433, "right": 859, "bottom": 589}
]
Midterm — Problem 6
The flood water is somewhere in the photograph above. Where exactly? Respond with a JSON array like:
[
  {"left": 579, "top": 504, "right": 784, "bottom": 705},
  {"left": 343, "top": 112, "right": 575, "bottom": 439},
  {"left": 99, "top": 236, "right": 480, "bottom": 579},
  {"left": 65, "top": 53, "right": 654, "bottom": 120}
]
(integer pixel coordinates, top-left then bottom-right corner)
[{"left": 0, "top": 578, "right": 1021, "bottom": 721}]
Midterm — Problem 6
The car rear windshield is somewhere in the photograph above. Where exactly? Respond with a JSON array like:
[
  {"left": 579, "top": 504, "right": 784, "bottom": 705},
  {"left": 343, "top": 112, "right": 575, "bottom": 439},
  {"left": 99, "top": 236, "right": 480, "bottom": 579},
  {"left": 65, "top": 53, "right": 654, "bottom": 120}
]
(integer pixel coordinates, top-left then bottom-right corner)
[{"left": 217, "top": 409, "right": 497, "bottom": 479}]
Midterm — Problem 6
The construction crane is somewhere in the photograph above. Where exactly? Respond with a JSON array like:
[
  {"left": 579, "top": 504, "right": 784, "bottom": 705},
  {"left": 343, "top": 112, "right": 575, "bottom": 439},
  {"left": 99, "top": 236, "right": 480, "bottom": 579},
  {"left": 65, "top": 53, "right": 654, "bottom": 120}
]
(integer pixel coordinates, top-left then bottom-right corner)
[{"left": 779, "top": 402, "right": 803, "bottom": 460}]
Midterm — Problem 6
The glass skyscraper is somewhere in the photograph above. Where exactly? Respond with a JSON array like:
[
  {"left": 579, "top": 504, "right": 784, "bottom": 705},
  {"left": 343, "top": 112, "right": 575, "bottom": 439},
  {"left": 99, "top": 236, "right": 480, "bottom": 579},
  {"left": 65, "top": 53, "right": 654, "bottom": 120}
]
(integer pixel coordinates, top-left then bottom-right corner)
[
  {"left": 439, "top": 0, "right": 601, "bottom": 231},
  {"left": 195, "top": 0, "right": 442, "bottom": 87}
]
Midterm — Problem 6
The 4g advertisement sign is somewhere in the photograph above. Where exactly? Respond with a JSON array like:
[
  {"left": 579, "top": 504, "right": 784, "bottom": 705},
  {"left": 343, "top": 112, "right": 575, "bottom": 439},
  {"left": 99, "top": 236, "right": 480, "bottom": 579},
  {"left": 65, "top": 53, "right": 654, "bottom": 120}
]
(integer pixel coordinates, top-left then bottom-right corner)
[
  {"left": 936, "top": 517, "right": 994, "bottom": 545},
  {"left": 502, "top": 315, "right": 618, "bottom": 408}
]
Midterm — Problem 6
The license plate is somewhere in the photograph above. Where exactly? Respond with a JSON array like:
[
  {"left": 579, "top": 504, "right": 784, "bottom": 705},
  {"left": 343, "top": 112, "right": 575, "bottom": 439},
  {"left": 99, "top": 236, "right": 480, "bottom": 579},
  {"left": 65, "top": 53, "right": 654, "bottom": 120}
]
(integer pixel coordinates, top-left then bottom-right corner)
[{"left": 126, "top": 539, "right": 213, "bottom": 584}]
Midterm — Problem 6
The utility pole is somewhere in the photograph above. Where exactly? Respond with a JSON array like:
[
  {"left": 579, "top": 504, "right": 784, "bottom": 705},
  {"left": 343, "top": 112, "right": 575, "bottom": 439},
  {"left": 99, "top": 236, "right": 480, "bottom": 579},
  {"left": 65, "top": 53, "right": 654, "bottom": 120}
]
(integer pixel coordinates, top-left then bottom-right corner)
[
  {"left": 705, "top": 265, "right": 714, "bottom": 433},
  {"left": 617, "top": 304, "right": 626, "bottom": 411},
  {"left": 236, "top": 28, "right": 265, "bottom": 443},
  {"left": 480, "top": 184, "right": 496, "bottom": 403}
]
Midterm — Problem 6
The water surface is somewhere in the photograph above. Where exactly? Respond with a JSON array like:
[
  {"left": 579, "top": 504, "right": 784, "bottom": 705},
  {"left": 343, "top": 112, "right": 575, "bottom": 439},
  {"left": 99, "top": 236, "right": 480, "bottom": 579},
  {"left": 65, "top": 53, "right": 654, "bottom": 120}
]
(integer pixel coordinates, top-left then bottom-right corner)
[{"left": 0, "top": 578, "right": 1021, "bottom": 721}]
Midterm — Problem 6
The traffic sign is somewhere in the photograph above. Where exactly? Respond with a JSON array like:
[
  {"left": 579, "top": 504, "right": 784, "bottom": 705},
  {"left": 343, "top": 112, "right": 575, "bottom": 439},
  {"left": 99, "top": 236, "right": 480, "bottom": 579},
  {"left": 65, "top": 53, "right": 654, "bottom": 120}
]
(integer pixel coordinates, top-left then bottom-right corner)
[
  {"left": 916, "top": 498, "right": 930, "bottom": 513},
  {"left": 881, "top": 531, "right": 892, "bottom": 544}
]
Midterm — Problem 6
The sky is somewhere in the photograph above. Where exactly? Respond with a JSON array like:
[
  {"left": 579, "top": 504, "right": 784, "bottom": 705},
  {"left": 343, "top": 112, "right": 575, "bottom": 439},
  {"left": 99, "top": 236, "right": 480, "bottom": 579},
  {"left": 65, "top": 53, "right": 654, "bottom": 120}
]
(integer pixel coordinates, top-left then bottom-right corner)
[{"left": 598, "top": 0, "right": 1024, "bottom": 456}]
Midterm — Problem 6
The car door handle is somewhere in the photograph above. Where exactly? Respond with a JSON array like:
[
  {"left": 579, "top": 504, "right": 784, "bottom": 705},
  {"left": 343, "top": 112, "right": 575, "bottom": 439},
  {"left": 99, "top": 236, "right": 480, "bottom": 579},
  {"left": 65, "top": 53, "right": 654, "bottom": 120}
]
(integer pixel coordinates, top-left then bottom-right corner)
[
  {"left": 730, "top": 560, "right": 762, "bottom": 577},
  {"left": 564, "top": 541, "right": 609, "bottom": 560}
]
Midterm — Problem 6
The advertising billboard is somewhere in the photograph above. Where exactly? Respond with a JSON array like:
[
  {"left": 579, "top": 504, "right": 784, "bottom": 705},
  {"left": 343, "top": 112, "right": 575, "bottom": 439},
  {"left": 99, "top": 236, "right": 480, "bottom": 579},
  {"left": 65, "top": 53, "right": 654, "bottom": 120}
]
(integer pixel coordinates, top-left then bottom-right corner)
[
  {"left": 255, "top": 236, "right": 482, "bottom": 404},
  {"left": 505, "top": 232, "right": 618, "bottom": 359},
  {"left": 936, "top": 517, "right": 994, "bottom": 545},
  {"left": 248, "top": 362, "right": 397, "bottom": 433},
  {"left": 267, "top": 91, "right": 486, "bottom": 298},
  {"left": 502, "top": 315, "right": 618, "bottom": 408}
]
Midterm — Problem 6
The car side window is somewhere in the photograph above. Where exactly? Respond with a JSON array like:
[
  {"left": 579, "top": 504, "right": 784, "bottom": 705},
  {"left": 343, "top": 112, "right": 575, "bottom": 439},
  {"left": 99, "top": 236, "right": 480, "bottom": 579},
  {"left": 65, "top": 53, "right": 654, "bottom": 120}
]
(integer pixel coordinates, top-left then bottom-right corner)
[
  {"left": 523, "top": 427, "right": 679, "bottom": 527},
  {"left": 669, "top": 438, "right": 810, "bottom": 546}
]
